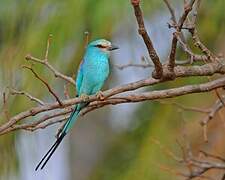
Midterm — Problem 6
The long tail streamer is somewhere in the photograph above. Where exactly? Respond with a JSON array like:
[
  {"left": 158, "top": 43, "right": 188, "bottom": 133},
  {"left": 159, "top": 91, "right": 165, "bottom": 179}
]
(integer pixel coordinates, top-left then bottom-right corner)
[{"left": 35, "top": 105, "right": 81, "bottom": 170}]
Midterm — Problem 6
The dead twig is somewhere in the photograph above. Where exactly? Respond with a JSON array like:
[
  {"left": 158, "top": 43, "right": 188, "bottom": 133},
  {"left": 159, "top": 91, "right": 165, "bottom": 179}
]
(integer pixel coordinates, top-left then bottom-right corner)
[
  {"left": 2, "top": 92, "right": 10, "bottom": 121},
  {"left": 168, "top": 0, "right": 196, "bottom": 74},
  {"left": 22, "top": 65, "right": 63, "bottom": 106},
  {"left": 10, "top": 88, "right": 45, "bottom": 106},
  {"left": 114, "top": 62, "right": 153, "bottom": 70}
]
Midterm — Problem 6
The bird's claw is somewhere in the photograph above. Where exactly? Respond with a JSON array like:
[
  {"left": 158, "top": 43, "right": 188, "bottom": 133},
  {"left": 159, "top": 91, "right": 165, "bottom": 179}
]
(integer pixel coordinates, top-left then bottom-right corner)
[
  {"left": 97, "top": 91, "right": 105, "bottom": 101},
  {"left": 80, "top": 94, "right": 89, "bottom": 102}
]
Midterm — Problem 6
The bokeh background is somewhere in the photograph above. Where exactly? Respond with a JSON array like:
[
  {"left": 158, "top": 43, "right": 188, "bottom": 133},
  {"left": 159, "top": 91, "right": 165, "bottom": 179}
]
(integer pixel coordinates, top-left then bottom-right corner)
[{"left": 0, "top": 0, "right": 224, "bottom": 180}]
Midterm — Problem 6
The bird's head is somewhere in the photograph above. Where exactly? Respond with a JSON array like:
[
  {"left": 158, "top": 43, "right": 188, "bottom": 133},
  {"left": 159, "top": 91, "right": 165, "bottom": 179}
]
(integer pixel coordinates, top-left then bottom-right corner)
[{"left": 87, "top": 39, "right": 119, "bottom": 55}]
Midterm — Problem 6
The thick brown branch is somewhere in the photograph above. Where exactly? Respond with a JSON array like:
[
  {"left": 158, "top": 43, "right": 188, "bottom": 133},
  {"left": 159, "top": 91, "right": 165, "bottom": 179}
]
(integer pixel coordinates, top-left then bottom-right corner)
[
  {"left": 1, "top": 61, "right": 224, "bottom": 134},
  {"left": 131, "top": 0, "right": 163, "bottom": 78},
  {"left": 102, "top": 77, "right": 225, "bottom": 104},
  {"left": 1, "top": 71, "right": 225, "bottom": 135},
  {"left": 168, "top": 32, "right": 178, "bottom": 72}
]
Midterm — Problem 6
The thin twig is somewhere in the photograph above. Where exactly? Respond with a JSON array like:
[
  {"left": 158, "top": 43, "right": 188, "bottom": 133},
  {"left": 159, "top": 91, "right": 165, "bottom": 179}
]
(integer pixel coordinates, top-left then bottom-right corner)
[
  {"left": 113, "top": 62, "right": 153, "bottom": 70},
  {"left": 188, "top": 0, "right": 216, "bottom": 61},
  {"left": 45, "top": 34, "right": 52, "bottom": 60},
  {"left": 168, "top": 0, "right": 196, "bottom": 73},
  {"left": 22, "top": 65, "right": 63, "bottom": 106},
  {"left": 200, "top": 150, "right": 225, "bottom": 163},
  {"left": 156, "top": 100, "right": 210, "bottom": 113},
  {"left": 84, "top": 31, "right": 90, "bottom": 48},
  {"left": 214, "top": 89, "right": 225, "bottom": 106},
  {"left": 25, "top": 54, "right": 75, "bottom": 85},
  {"left": 10, "top": 88, "right": 45, "bottom": 106},
  {"left": 2, "top": 92, "right": 10, "bottom": 121}
]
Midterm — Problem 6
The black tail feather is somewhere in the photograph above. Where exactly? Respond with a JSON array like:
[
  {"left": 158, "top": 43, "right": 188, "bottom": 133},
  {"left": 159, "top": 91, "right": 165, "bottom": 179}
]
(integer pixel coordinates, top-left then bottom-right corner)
[{"left": 35, "top": 132, "right": 66, "bottom": 171}]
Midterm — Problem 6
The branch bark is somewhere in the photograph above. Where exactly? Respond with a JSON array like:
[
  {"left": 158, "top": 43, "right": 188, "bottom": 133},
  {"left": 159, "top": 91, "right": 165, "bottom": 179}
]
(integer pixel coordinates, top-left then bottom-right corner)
[
  {"left": 1, "top": 65, "right": 225, "bottom": 135},
  {"left": 168, "top": 0, "right": 196, "bottom": 73},
  {"left": 131, "top": 0, "right": 163, "bottom": 78}
]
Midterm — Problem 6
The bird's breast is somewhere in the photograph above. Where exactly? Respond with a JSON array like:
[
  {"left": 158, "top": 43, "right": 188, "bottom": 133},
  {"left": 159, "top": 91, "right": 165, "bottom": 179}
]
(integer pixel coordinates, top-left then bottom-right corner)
[{"left": 85, "top": 58, "right": 109, "bottom": 83}]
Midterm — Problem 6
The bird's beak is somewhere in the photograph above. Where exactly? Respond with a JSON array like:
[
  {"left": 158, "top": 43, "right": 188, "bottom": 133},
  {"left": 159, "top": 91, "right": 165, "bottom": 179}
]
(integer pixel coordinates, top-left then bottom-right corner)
[{"left": 108, "top": 44, "right": 119, "bottom": 51}]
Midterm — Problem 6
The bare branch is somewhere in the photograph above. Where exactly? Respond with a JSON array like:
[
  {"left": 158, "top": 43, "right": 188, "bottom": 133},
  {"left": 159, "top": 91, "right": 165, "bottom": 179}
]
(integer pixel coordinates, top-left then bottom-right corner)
[
  {"left": 4, "top": 108, "right": 72, "bottom": 134},
  {"left": 22, "top": 65, "right": 63, "bottom": 106},
  {"left": 113, "top": 62, "right": 153, "bottom": 70},
  {"left": 2, "top": 92, "right": 10, "bottom": 121},
  {"left": 163, "top": 0, "right": 177, "bottom": 26},
  {"left": 200, "top": 96, "right": 225, "bottom": 142},
  {"left": 152, "top": 138, "right": 225, "bottom": 179},
  {"left": 168, "top": 0, "right": 196, "bottom": 73},
  {"left": 191, "top": 29, "right": 217, "bottom": 61},
  {"left": 84, "top": 31, "right": 90, "bottom": 47},
  {"left": 10, "top": 88, "right": 45, "bottom": 106},
  {"left": 214, "top": 89, "right": 225, "bottom": 106},
  {"left": 25, "top": 54, "right": 75, "bottom": 85},
  {"left": 200, "top": 150, "right": 225, "bottom": 163},
  {"left": 131, "top": 0, "right": 163, "bottom": 78},
  {"left": 188, "top": 0, "right": 217, "bottom": 61},
  {"left": 155, "top": 100, "right": 210, "bottom": 114},
  {"left": 63, "top": 83, "right": 70, "bottom": 99},
  {"left": 45, "top": 34, "right": 52, "bottom": 60},
  {"left": 175, "top": 32, "right": 209, "bottom": 63},
  {"left": 2, "top": 74, "right": 225, "bottom": 135}
]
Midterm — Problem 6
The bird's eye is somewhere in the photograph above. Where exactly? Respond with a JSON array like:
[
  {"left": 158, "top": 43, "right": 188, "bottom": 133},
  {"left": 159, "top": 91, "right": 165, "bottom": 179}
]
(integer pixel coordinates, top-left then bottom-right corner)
[{"left": 95, "top": 44, "right": 106, "bottom": 48}]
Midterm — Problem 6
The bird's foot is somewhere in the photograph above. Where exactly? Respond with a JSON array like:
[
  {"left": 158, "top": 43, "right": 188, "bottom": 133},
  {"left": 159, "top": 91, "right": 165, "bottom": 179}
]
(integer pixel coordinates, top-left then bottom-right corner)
[
  {"left": 96, "top": 91, "right": 105, "bottom": 101},
  {"left": 80, "top": 93, "right": 89, "bottom": 102}
]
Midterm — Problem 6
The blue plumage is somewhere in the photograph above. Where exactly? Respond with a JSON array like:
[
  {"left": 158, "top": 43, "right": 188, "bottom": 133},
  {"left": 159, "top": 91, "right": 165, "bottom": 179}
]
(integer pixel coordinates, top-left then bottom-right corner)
[{"left": 35, "top": 39, "right": 118, "bottom": 170}]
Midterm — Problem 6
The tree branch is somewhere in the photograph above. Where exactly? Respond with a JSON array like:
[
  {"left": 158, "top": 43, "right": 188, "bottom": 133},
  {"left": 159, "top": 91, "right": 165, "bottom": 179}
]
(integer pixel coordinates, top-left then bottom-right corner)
[
  {"left": 25, "top": 54, "right": 75, "bottom": 85},
  {"left": 22, "top": 65, "right": 63, "bottom": 106},
  {"left": 188, "top": 1, "right": 217, "bottom": 62},
  {"left": 1, "top": 73, "right": 225, "bottom": 135},
  {"left": 168, "top": 0, "right": 196, "bottom": 73},
  {"left": 10, "top": 88, "right": 45, "bottom": 106},
  {"left": 131, "top": 0, "right": 163, "bottom": 78}
]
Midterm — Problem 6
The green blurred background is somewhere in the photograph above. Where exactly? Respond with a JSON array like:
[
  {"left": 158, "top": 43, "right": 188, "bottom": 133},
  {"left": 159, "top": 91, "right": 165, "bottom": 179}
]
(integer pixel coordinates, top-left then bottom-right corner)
[{"left": 0, "top": 0, "right": 224, "bottom": 180}]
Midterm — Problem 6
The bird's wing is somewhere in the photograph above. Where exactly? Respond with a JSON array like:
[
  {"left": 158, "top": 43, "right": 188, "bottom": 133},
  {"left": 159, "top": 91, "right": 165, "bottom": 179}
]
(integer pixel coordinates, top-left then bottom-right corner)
[{"left": 75, "top": 59, "right": 84, "bottom": 96}]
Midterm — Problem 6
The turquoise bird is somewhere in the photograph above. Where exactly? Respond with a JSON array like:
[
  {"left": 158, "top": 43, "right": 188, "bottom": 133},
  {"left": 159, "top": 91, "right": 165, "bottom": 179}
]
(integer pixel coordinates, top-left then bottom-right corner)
[{"left": 35, "top": 39, "right": 119, "bottom": 170}]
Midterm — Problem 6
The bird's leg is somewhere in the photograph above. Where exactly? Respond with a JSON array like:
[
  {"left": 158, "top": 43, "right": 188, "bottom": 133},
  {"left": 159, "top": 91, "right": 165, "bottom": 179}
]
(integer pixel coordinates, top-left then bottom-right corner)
[
  {"left": 80, "top": 93, "right": 89, "bottom": 102},
  {"left": 96, "top": 91, "right": 105, "bottom": 101}
]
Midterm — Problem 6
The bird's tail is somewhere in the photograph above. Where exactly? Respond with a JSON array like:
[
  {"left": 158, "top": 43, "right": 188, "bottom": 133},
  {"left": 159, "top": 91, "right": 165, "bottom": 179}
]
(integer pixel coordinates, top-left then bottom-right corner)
[{"left": 35, "top": 104, "right": 82, "bottom": 171}]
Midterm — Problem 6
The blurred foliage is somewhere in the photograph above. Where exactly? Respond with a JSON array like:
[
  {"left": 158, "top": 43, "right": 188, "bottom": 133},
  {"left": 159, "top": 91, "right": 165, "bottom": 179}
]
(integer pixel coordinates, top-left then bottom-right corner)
[{"left": 0, "top": 0, "right": 224, "bottom": 179}]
